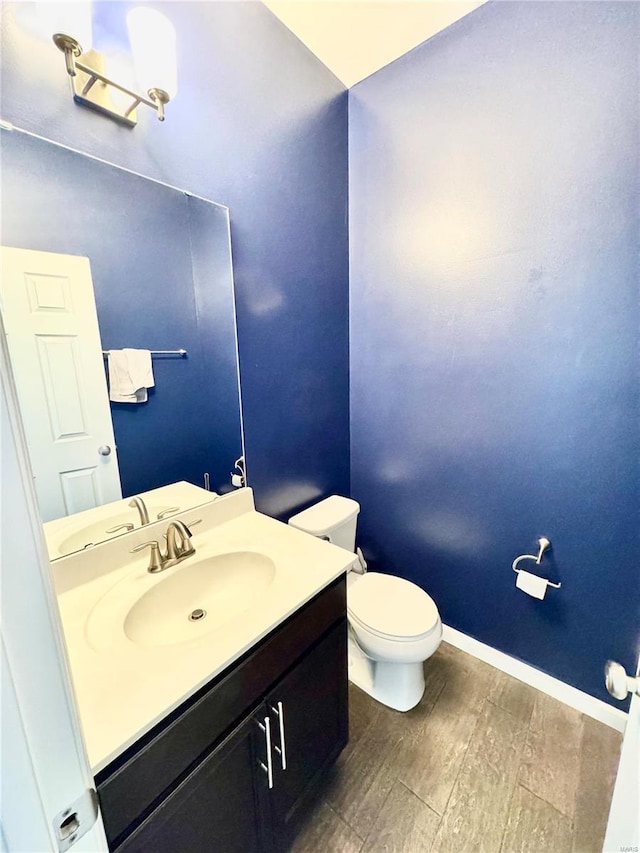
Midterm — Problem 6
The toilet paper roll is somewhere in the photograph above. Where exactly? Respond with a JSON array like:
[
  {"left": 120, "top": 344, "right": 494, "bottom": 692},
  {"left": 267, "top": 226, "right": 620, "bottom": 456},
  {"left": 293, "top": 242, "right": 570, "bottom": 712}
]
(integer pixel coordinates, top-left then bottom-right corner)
[{"left": 516, "top": 569, "right": 548, "bottom": 600}]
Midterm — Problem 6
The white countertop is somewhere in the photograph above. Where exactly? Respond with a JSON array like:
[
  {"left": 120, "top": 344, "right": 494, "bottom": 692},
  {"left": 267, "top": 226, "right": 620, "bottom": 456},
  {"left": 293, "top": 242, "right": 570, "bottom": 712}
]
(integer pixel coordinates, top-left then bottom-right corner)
[{"left": 52, "top": 489, "right": 354, "bottom": 774}]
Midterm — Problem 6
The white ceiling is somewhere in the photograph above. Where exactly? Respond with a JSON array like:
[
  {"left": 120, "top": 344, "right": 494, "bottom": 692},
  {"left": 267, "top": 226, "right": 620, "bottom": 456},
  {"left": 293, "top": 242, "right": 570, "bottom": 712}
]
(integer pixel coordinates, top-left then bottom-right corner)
[{"left": 263, "top": 1, "right": 485, "bottom": 88}]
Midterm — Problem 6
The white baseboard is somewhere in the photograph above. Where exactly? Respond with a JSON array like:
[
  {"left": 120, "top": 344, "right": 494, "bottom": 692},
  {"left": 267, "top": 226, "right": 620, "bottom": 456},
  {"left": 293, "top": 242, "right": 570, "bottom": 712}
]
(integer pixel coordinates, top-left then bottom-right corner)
[{"left": 442, "top": 624, "right": 627, "bottom": 733}]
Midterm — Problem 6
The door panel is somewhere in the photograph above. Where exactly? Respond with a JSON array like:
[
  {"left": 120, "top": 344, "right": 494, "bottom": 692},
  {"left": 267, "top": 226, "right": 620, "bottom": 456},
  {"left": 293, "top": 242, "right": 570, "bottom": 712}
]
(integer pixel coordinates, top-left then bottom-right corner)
[
  {"left": 603, "top": 655, "right": 639, "bottom": 852},
  {"left": 268, "top": 619, "right": 348, "bottom": 836},
  {"left": 117, "top": 707, "right": 273, "bottom": 853},
  {"left": 0, "top": 246, "right": 121, "bottom": 520},
  {"left": 0, "top": 325, "right": 109, "bottom": 850}
]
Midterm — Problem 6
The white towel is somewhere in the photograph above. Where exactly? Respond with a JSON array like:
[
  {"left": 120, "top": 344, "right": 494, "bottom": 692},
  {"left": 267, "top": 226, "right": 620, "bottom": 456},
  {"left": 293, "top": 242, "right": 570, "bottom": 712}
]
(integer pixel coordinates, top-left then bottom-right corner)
[
  {"left": 108, "top": 349, "right": 155, "bottom": 403},
  {"left": 123, "top": 348, "right": 154, "bottom": 392}
]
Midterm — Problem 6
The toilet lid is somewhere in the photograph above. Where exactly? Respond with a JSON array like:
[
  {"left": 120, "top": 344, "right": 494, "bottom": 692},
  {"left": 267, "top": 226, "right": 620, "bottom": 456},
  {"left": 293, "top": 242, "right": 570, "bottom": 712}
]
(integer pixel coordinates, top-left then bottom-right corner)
[{"left": 347, "top": 572, "right": 439, "bottom": 639}]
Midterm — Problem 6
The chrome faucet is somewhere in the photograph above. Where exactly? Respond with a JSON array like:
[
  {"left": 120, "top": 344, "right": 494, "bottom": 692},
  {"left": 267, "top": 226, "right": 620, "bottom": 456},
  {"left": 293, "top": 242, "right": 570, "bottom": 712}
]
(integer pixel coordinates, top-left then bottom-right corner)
[
  {"left": 128, "top": 496, "right": 150, "bottom": 526},
  {"left": 130, "top": 519, "right": 197, "bottom": 573}
]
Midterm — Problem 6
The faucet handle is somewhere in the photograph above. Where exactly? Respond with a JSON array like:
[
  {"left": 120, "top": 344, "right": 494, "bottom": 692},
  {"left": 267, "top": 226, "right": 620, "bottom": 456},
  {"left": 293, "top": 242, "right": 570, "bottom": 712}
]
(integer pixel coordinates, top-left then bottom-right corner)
[
  {"left": 179, "top": 520, "right": 201, "bottom": 556},
  {"left": 106, "top": 522, "right": 135, "bottom": 534},
  {"left": 130, "top": 540, "right": 164, "bottom": 573},
  {"left": 179, "top": 535, "right": 196, "bottom": 558},
  {"left": 157, "top": 506, "right": 180, "bottom": 520}
]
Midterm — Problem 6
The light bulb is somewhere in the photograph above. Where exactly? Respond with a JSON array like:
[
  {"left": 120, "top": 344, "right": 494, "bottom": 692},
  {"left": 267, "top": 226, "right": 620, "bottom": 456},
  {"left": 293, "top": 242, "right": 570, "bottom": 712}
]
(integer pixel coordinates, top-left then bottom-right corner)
[
  {"left": 127, "top": 7, "right": 178, "bottom": 101},
  {"left": 36, "top": 1, "right": 92, "bottom": 53}
]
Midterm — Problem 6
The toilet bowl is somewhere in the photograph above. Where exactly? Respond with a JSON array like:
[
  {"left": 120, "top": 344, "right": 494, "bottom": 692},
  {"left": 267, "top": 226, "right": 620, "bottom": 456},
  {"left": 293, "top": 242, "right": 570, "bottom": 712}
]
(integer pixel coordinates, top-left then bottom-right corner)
[{"left": 288, "top": 496, "right": 442, "bottom": 712}]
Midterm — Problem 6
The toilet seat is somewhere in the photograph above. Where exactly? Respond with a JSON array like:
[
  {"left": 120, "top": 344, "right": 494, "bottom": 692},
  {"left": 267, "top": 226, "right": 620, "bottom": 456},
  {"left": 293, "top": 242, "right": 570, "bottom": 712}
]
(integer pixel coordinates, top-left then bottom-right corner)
[
  {"left": 349, "top": 609, "right": 440, "bottom": 643},
  {"left": 347, "top": 572, "right": 440, "bottom": 641}
]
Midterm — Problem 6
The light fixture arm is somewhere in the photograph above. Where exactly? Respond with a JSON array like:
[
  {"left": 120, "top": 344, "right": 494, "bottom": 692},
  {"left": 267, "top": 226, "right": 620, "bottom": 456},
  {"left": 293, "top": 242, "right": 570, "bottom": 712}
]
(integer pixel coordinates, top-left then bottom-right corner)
[
  {"left": 73, "top": 57, "right": 165, "bottom": 118},
  {"left": 53, "top": 33, "right": 83, "bottom": 76},
  {"left": 148, "top": 88, "right": 170, "bottom": 122}
]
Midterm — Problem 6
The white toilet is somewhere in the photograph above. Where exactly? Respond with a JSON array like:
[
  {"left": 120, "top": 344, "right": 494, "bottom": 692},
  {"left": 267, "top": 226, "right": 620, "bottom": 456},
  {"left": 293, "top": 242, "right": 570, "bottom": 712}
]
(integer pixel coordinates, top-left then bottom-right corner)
[{"left": 289, "top": 496, "right": 442, "bottom": 712}]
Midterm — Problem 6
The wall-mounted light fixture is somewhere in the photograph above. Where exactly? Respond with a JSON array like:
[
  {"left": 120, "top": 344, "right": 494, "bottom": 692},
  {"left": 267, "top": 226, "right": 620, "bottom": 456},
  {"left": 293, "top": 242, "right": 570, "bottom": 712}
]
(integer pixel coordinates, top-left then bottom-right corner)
[{"left": 51, "top": 4, "right": 177, "bottom": 127}]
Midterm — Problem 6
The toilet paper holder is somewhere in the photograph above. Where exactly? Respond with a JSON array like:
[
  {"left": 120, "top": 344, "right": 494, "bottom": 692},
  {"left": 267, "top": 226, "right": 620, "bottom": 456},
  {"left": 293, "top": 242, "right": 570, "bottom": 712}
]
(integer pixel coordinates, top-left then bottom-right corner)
[{"left": 512, "top": 537, "right": 561, "bottom": 588}]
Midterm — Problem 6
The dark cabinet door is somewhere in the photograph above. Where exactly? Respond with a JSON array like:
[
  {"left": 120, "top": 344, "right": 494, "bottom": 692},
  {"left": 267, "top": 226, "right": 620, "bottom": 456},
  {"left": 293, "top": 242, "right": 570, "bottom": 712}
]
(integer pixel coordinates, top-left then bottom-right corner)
[
  {"left": 267, "top": 619, "right": 348, "bottom": 841},
  {"left": 117, "top": 705, "right": 274, "bottom": 853}
]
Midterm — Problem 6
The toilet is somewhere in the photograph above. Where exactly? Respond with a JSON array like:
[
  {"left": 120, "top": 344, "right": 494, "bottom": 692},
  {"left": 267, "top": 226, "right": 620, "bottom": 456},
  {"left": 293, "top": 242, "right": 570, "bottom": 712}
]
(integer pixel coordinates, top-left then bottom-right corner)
[{"left": 288, "top": 496, "right": 442, "bottom": 712}]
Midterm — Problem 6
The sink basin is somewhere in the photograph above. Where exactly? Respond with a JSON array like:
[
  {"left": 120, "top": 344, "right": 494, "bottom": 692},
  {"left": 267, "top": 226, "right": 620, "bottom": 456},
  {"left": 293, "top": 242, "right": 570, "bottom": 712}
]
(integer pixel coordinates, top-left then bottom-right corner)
[
  {"left": 125, "top": 551, "right": 276, "bottom": 648},
  {"left": 58, "top": 506, "right": 178, "bottom": 554},
  {"left": 87, "top": 551, "right": 277, "bottom": 651}
]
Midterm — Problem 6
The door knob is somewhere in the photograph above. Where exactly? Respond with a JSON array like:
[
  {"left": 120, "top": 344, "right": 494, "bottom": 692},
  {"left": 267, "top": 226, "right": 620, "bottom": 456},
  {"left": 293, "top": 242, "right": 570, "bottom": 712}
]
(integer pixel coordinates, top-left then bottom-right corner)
[
  {"left": 98, "top": 445, "right": 112, "bottom": 456},
  {"left": 605, "top": 660, "right": 640, "bottom": 700}
]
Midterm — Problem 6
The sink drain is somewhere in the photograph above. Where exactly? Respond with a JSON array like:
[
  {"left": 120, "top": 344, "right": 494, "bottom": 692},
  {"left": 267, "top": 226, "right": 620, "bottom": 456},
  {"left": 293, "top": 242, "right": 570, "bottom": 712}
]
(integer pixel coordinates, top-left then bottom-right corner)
[{"left": 188, "top": 608, "right": 207, "bottom": 622}]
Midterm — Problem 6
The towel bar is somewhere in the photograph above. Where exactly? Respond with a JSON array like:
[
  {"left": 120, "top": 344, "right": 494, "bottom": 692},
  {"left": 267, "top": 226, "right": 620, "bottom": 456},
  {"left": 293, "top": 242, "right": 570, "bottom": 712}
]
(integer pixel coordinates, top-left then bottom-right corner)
[{"left": 103, "top": 349, "right": 187, "bottom": 357}]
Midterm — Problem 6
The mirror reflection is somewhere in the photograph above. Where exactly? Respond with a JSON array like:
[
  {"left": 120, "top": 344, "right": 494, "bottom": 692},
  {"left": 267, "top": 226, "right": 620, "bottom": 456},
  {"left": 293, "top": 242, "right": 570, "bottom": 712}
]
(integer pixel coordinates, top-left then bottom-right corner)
[{"left": 0, "top": 127, "right": 244, "bottom": 553}]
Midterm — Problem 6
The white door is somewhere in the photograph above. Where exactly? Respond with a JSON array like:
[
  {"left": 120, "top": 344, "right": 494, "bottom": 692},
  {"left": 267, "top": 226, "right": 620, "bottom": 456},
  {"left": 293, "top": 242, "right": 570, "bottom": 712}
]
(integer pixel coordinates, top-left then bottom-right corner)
[
  {"left": 0, "top": 246, "right": 121, "bottom": 521},
  {"left": 1, "top": 324, "right": 108, "bottom": 852},
  {"left": 603, "top": 656, "right": 640, "bottom": 852}
]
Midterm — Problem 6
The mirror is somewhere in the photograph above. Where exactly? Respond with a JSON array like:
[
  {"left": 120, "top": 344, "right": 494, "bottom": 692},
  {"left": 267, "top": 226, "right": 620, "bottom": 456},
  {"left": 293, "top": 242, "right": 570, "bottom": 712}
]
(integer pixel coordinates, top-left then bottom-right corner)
[{"left": 0, "top": 127, "right": 244, "bottom": 555}]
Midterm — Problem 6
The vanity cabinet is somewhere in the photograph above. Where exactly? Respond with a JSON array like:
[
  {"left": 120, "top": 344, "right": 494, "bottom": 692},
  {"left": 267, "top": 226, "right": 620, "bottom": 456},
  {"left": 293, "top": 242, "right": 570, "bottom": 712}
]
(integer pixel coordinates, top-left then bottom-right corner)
[
  {"left": 117, "top": 708, "right": 272, "bottom": 853},
  {"left": 96, "top": 576, "right": 348, "bottom": 852},
  {"left": 267, "top": 621, "right": 347, "bottom": 836}
]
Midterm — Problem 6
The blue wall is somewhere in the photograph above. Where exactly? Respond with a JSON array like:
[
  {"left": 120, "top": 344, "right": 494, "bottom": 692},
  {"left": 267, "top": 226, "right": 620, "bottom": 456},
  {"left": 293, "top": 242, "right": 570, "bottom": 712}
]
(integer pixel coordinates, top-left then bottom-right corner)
[
  {"left": 0, "top": 1, "right": 350, "bottom": 519},
  {"left": 2, "top": 0, "right": 637, "bottom": 705},
  {"left": 349, "top": 1, "right": 639, "bottom": 704}
]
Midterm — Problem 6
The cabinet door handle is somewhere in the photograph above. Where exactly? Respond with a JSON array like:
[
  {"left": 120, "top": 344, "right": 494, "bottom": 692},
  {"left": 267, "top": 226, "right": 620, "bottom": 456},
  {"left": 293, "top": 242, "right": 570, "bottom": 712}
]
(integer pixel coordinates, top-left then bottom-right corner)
[
  {"left": 270, "top": 701, "right": 287, "bottom": 771},
  {"left": 257, "top": 716, "right": 274, "bottom": 789}
]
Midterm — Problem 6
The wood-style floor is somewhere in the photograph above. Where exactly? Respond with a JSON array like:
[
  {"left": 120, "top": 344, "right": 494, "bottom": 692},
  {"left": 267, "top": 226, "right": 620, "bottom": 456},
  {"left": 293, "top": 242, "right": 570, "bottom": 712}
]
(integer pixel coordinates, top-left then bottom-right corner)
[{"left": 291, "top": 642, "right": 622, "bottom": 853}]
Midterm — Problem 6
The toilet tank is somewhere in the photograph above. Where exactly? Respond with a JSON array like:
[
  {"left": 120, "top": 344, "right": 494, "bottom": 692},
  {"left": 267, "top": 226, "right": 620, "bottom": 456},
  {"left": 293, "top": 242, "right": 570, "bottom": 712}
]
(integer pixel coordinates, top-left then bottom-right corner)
[{"left": 288, "top": 496, "right": 360, "bottom": 552}]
